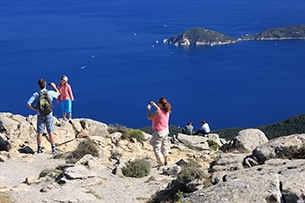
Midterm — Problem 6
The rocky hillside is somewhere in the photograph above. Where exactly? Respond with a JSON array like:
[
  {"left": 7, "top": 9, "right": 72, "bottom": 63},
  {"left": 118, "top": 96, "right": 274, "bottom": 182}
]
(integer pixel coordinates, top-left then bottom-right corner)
[
  {"left": 0, "top": 112, "right": 305, "bottom": 203},
  {"left": 241, "top": 24, "right": 305, "bottom": 40}
]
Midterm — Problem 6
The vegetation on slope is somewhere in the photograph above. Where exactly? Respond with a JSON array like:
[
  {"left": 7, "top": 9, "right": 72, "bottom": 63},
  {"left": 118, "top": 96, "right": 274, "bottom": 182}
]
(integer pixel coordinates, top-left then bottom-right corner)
[
  {"left": 164, "top": 25, "right": 305, "bottom": 46},
  {"left": 213, "top": 114, "right": 305, "bottom": 140},
  {"left": 165, "top": 27, "right": 235, "bottom": 46},
  {"left": 242, "top": 24, "right": 305, "bottom": 40},
  {"left": 256, "top": 114, "right": 305, "bottom": 139}
]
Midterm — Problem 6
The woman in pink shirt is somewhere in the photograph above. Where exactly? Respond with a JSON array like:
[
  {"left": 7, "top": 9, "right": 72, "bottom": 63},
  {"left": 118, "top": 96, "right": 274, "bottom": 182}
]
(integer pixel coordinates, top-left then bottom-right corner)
[
  {"left": 57, "top": 75, "right": 74, "bottom": 121},
  {"left": 147, "top": 97, "right": 171, "bottom": 166}
]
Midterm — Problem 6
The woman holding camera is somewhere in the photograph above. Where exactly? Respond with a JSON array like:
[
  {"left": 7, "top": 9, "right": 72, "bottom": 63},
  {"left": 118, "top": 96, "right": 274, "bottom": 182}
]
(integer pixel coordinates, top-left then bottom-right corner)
[{"left": 147, "top": 97, "right": 171, "bottom": 166}]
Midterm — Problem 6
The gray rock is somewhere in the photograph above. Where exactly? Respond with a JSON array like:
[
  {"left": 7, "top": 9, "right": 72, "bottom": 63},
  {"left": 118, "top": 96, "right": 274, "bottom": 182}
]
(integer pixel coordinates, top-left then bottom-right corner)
[
  {"left": 24, "top": 175, "right": 41, "bottom": 185},
  {"left": 208, "top": 154, "right": 305, "bottom": 203},
  {"left": 183, "top": 173, "right": 282, "bottom": 203},
  {"left": 63, "top": 165, "right": 97, "bottom": 180},
  {"left": 250, "top": 133, "right": 305, "bottom": 164},
  {"left": 0, "top": 135, "right": 9, "bottom": 151},
  {"left": 113, "top": 158, "right": 127, "bottom": 176},
  {"left": 0, "top": 120, "right": 7, "bottom": 133},
  {"left": 235, "top": 128, "right": 268, "bottom": 151},
  {"left": 163, "top": 165, "right": 182, "bottom": 176},
  {"left": 221, "top": 128, "right": 268, "bottom": 153},
  {"left": 18, "top": 146, "right": 35, "bottom": 154}
]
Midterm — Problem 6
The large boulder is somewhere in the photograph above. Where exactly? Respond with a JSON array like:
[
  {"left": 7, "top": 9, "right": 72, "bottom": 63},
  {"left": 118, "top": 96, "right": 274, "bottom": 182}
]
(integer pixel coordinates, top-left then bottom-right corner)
[{"left": 220, "top": 128, "right": 268, "bottom": 153}]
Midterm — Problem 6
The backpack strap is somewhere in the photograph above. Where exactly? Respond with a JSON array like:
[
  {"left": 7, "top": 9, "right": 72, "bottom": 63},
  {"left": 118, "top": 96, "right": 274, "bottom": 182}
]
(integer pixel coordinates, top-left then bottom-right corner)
[
  {"left": 37, "top": 90, "right": 48, "bottom": 95},
  {"left": 37, "top": 89, "right": 48, "bottom": 103}
]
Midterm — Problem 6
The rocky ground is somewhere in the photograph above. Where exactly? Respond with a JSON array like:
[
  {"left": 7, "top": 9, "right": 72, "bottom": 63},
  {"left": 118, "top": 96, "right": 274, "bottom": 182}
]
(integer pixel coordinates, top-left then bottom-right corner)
[
  {"left": 0, "top": 152, "right": 174, "bottom": 203},
  {"left": 1, "top": 113, "right": 305, "bottom": 203}
]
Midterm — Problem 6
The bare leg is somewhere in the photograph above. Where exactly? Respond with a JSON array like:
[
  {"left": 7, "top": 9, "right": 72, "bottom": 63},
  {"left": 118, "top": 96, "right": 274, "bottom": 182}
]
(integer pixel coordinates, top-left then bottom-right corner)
[
  {"left": 49, "top": 131, "right": 57, "bottom": 154},
  {"left": 62, "top": 112, "right": 66, "bottom": 120},
  {"left": 36, "top": 133, "right": 44, "bottom": 153},
  {"left": 48, "top": 132, "right": 55, "bottom": 145},
  {"left": 164, "top": 156, "right": 168, "bottom": 165},
  {"left": 37, "top": 133, "right": 43, "bottom": 146}
]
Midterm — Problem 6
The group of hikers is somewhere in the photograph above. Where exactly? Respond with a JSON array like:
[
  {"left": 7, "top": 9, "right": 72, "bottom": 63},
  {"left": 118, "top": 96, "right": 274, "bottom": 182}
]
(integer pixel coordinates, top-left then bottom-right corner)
[{"left": 26, "top": 77, "right": 207, "bottom": 167}]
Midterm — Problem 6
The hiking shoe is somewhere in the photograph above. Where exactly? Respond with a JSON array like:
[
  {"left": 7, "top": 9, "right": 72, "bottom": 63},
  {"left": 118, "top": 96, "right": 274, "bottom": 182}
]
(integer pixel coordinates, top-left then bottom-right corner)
[
  {"left": 52, "top": 148, "right": 58, "bottom": 155},
  {"left": 164, "top": 161, "right": 168, "bottom": 166},
  {"left": 37, "top": 148, "right": 43, "bottom": 154}
]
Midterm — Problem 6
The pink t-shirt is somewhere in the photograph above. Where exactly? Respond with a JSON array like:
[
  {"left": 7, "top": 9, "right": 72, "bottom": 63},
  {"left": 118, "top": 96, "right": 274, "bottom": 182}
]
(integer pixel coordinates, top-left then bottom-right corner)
[
  {"left": 152, "top": 109, "right": 169, "bottom": 132},
  {"left": 57, "top": 83, "right": 74, "bottom": 101}
]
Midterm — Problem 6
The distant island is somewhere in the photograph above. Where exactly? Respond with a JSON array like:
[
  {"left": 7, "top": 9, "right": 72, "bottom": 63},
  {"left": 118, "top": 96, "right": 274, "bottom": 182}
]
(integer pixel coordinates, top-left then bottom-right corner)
[{"left": 163, "top": 25, "right": 305, "bottom": 46}]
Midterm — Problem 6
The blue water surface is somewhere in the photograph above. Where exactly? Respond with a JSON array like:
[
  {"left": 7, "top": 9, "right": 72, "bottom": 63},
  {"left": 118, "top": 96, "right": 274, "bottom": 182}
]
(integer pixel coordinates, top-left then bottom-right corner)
[{"left": 0, "top": 0, "right": 305, "bottom": 130}]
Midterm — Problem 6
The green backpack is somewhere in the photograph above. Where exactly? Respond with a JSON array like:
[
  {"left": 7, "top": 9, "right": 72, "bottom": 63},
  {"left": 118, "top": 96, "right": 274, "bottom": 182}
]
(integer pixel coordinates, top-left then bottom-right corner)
[{"left": 37, "top": 90, "right": 53, "bottom": 115}]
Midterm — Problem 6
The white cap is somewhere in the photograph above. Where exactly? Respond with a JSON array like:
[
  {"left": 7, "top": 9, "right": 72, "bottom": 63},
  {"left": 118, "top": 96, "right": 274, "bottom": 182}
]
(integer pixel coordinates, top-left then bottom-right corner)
[{"left": 61, "top": 75, "right": 68, "bottom": 82}]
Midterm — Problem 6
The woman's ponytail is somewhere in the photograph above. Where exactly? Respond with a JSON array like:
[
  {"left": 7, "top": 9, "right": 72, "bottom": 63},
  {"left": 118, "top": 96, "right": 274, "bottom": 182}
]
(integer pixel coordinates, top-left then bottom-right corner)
[{"left": 158, "top": 97, "right": 171, "bottom": 113}]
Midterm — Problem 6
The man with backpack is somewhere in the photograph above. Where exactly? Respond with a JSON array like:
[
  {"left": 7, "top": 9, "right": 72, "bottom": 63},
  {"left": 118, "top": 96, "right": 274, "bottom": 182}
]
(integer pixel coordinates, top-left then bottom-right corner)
[{"left": 27, "top": 78, "right": 61, "bottom": 154}]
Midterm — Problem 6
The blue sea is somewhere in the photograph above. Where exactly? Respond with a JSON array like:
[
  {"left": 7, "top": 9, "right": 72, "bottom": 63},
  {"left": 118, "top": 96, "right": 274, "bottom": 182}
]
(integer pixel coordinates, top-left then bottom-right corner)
[{"left": 1, "top": 0, "right": 305, "bottom": 130}]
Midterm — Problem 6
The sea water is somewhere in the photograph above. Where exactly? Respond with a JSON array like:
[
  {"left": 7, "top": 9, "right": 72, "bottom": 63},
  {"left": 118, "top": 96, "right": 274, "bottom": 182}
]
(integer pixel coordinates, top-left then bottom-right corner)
[{"left": 0, "top": 0, "right": 305, "bottom": 130}]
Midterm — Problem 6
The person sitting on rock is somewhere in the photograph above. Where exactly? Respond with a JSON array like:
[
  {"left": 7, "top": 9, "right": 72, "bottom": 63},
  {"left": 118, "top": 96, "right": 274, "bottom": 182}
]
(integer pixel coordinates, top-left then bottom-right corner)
[
  {"left": 182, "top": 122, "right": 194, "bottom": 135},
  {"left": 194, "top": 120, "right": 210, "bottom": 136}
]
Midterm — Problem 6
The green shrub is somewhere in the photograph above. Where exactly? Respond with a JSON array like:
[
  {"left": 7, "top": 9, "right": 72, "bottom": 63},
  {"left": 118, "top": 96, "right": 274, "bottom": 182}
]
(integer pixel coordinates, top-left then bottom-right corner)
[
  {"left": 160, "top": 166, "right": 206, "bottom": 202},
  {"left": 174, "top": 190, "right": 184, "bottom": 203},
  {"left": 39, "top": 167, "right": 64, "bottom": 181},
  {"left": 122, "top": 159, "right": 150, "bottom": 178},
  {"left": 279, "top": 144, "right": 305, "bottom": 159},
  {"left": 185, "top": 159, "right": 202, "bottom": 168},
  {"left": 183, "top": 140, "right": 196, "bottom": 150},
  {"left": 265, "top": 153, "right": 277, "bottom": 161},
  {"left": 67, "top": 139, "right": 99, "bottom": 163},
  {"left": 125, "top": 129, "right": 146, "bottom": 142},
  {"left": 55, "top": 164, "right": 71, "bottom": 171},
  {"left": 39, "top": 168, "right": 55, "bottom": 178},
  {"left": 175, "top": 167, "right": 205, "bottom": 188},
  {"left": 110, "top": 150, "right": 122, "bottom": 160},
  {"left": 279, "top": 145, "right": 298, "bottom": 159},
  {"left": 298, "top": 144, "right": 305, "bottom": 158},
  {"left": 207, "top": 140, "right": 220, "bottom": 151},
  {"left": 108, "top": 124, "right": 129, "bottom": 136},
  {"left": 150, "top": 159, "right": 209, "bottom": 203}
]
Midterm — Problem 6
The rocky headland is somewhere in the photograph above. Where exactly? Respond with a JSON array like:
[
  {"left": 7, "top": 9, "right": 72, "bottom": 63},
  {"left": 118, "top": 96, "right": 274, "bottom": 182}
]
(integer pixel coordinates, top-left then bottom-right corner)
[
  {"left": 163, "top": 25, "right": 305, "bottom": 46},
  {"left": 0, "top": 112, "right": 305, "bottom": 203},
  {"left": 163, "top": 27, "right": 236, "bottom": 46}
]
